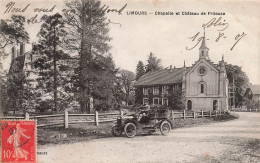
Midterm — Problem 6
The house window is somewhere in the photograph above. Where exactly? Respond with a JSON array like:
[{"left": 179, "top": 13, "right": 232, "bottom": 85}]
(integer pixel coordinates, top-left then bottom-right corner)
[
  {"left": 173, "top": 85, "right": 179, "bottom": 91},
  {"left": 143, "top": 98, "right": 149, "bottom": 105},
  {"left": 153, "top": 86, "right": 159, "bottom": 95},
  {"left": 162, "top": 86, "right": 168, "bottom": 94},
  {"left": 153, "top": 98, "right": 159, "bottom": 105},
  {"left": 143, "top": 87, "right": 148, "bottom": 95},
  {"left": 162, "top": 98, "right": 168, "bottom": 106},
  {"left": 201, "top": 84, "right": 204, "bottom": 93}
]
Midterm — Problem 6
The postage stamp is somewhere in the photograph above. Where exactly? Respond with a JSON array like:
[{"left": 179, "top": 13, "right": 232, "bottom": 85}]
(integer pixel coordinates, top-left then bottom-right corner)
[{"left": 1, "top": 120, "right": 36, "bottom": 163}]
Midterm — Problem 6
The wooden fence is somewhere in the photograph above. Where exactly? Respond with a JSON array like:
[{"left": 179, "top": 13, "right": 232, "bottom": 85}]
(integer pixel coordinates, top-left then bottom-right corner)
[
  {"left": 1, "top": 110, "right": 226, "bottom": 128},
  {"left": 230, "top": 107, "right": 259, "bottom": 112},
  {"left": 169, "top": 110, "right": 225, "bottom": 120}
]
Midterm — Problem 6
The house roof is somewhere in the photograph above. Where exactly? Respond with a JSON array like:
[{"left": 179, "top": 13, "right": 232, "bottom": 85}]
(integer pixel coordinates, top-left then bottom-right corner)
[
  {"left": 251, "top": 85, "right": 260, "bottom": 95},
  {"left": 8, "top": 50, "right": 34, "bottom": 75},
  {"left": 8, "top": 55, "right": 25, "bottom": 74},
  {"left": 134, "top": 67, "right": 186, "bottom": 87}
]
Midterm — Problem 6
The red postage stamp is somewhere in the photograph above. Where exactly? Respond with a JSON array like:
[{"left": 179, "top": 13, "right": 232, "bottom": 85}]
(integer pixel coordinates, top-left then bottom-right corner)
[{"left": 1, "top": 120, "right": 36, "bottom": 163}]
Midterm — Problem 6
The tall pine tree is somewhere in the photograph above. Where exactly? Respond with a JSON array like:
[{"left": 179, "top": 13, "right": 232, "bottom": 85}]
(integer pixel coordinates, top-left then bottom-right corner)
[
  {"left": 63, "top": 0, "right": 112, "bottom": 113},
  {"left": 135, "top": 60, "right": 145, "bottom": 80},
  {"left": 146, "top": 52, "right": 162, "bottom": 73},
  {"left": 35, "top": 13, "right": 70, "bottom": 111}
]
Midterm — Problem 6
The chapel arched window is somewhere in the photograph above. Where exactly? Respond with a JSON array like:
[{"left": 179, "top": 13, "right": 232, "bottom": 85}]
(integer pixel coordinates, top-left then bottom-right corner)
[{"left": 201, "top": 84, "right": 204, "bottom": 93}]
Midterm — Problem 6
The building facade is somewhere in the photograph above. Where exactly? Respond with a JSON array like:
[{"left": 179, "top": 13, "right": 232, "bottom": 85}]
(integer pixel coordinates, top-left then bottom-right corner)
[
  {"left": 246, "top": 85, "right": 260, "bottom": 109},
  {"left": 135, "top": 34, "right": 229, "bottom": 111}
]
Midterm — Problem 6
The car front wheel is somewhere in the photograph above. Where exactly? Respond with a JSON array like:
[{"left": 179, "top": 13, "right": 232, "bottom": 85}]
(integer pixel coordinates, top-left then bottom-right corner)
[
  {"left": 124, "top": 123, "right": 136, "bottom": 138},
  {"left": 112, "top": 126, "right": 122, "bottom": 136}
]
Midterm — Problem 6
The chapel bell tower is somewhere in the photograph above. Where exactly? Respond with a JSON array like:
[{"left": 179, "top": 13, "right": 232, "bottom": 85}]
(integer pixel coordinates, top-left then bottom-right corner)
[{"left": 199, "top": 28, "right": 210, "bottom": 60}]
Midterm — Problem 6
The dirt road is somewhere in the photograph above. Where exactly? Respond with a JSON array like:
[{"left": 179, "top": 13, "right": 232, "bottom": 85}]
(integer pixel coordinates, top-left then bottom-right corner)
[{"left": 38, "top": 112, "right": 260, "bottom": 163}]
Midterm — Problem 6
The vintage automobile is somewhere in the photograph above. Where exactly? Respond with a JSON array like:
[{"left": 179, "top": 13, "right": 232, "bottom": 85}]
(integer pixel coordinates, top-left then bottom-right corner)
[{"left": 111, "top": 105, "right": 172, "bottom": 138}]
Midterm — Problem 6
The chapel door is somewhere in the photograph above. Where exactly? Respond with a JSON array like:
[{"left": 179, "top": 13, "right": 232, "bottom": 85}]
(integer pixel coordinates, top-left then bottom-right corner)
[
  {"left": 187, "top": 100, "right": 192, "bottom": 110},
  {"left": 213, "top": 100, "right": 218, "bottom": 111}
]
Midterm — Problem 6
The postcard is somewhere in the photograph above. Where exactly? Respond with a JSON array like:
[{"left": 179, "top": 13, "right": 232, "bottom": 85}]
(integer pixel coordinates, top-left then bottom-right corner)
[{"left": 0, "top": 0, "right": 259, "bottom": 162}]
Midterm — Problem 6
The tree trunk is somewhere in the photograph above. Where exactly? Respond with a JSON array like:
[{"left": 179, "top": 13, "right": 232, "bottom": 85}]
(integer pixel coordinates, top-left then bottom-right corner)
[
  {"left": 53, "top": 27, "right": 57, "bottom": 111},
  {"left": 79, "top": 0, "right": 92, "bottom": 113}
]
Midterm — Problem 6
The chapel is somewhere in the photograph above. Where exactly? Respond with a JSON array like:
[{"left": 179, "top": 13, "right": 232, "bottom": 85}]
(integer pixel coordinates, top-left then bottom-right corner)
[{"left": 134, "top": 32, "right": 229, "bottom": 111}]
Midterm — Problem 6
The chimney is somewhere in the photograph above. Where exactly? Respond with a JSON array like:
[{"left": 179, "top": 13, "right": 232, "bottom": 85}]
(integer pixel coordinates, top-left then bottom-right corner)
[
  {"left": 170, "top": 65, "right": 172, "bottom": 72},
  {"left": 11, "top": 46, "right": 16, "bottom": 60},
  {"left": 20, "top": 42, "right": 25, "bottom": 55},
  {"left": 174, "top": 66, "right": 176, "bottom": 69}
]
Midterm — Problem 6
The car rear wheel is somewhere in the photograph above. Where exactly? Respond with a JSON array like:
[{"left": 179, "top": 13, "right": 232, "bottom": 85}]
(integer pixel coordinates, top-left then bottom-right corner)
[
  {"left": 124, "top": 123, "right": 136, "bottom": 138},
  {"left": 112, "top": 126, "right": 122, "bottom": 136},
  {"left": 160, "top": 121, "right": 171, "bottom": 135}
]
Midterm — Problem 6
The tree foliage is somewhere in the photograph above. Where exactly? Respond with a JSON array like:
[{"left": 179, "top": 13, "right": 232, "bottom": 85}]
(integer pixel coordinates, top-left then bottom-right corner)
[
  {"left": 135, "top": 60, "right": 145, "bottom": 80},
  {"left": 90, "top": 54, "right": 119, "bottom": 111},
  {"left": 120, "top": 69, "right": 135, "bottom": 105},
  {"left": 145, "top": 52, "right": 162, "bottom": 73},
  {"left": 169, "top": 86, "right": 185, "bottom": 110},
  {"left": 5, "top": 71, "right": 26, "bottom": 114},
  {"left": 226, "top": 64, "right": 250, "bottom": 107},
  {"left": 0, "top": 15, "right": 29, "bottom": 56}
]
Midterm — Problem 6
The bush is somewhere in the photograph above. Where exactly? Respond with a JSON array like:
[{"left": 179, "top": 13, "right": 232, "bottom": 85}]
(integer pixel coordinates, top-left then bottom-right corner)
[{"left": 95, "top": 102, "right": 110, "bottom": 112}]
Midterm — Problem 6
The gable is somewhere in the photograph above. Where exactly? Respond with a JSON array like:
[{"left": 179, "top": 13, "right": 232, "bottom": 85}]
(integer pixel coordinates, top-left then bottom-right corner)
[{"left": 186, "top": 58, "right": 219, "bottom": 76}]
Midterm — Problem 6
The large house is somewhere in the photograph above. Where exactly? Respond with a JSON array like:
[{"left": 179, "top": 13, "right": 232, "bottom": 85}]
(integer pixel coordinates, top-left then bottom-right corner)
[
  {"left": 135, "top": 33, "right": 229, "bottom": 111},
  {"left": 7, "top": 43, "right": 39, "bottom": 113}
]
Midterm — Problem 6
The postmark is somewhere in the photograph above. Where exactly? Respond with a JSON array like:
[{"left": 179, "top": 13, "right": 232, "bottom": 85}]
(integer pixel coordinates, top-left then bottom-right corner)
[{"left": 1, "top": 120, "right": 36, "bottom": 163}]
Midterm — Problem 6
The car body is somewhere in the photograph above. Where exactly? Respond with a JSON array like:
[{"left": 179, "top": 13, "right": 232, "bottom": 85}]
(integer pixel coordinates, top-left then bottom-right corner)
[{"left": 112, "top": 105, "right": 173, "bottom": 138}]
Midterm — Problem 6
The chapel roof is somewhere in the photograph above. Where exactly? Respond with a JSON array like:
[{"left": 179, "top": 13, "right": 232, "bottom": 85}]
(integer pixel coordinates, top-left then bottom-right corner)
[{"left": 199, "top": 36, "right": 209, "bottom": 50}]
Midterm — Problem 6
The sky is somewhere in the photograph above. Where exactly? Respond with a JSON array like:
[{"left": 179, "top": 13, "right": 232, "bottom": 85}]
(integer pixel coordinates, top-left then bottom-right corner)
[{"left": 1, "top": 0, "right": 260, "bottom": 84}]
